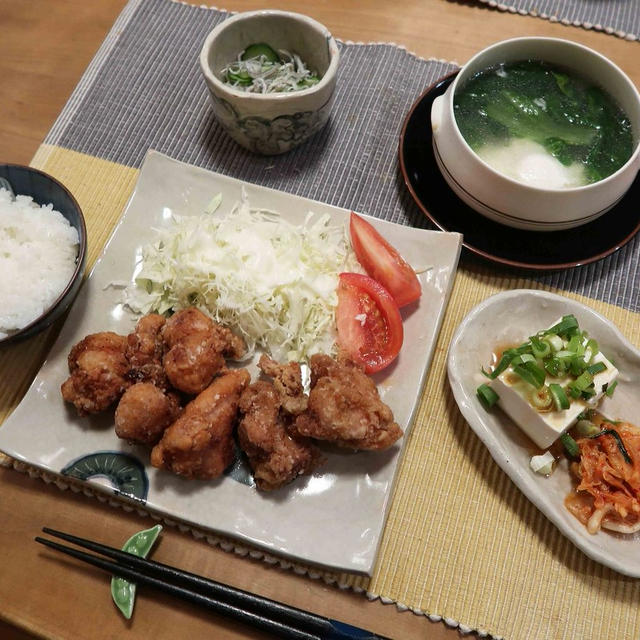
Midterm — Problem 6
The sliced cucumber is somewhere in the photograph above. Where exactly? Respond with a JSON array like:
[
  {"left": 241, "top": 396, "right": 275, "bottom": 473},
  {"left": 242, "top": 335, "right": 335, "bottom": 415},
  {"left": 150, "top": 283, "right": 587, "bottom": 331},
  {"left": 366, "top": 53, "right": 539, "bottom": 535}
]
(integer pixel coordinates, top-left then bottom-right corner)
[
  {"left": 241, "top": 42, "right": 280, "bottom": 63},
  {"left": 298, "top": 74, "right": 320, "bottom": 89},
  {"left": 226, "top": 69, "right": 252, "bottom": 86}
]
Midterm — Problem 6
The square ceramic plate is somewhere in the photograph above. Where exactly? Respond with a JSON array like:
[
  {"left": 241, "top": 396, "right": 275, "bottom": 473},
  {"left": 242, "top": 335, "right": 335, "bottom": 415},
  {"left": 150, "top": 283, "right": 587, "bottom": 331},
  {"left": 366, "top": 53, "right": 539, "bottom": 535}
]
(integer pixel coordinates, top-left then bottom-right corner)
[
  {"left": 0, "top": 150, "right": 462, "bottom": 575},
  {"left": 447, "top": 289, "right": 640, "bottom": 577}
]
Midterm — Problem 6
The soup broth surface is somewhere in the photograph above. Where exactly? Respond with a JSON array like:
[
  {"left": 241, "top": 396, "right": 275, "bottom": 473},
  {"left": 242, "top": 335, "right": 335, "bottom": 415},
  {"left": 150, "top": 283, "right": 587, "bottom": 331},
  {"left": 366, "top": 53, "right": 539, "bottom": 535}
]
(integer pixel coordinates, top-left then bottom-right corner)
[{"left": 453, "top": 60, "right": 633, "bottom": 188}]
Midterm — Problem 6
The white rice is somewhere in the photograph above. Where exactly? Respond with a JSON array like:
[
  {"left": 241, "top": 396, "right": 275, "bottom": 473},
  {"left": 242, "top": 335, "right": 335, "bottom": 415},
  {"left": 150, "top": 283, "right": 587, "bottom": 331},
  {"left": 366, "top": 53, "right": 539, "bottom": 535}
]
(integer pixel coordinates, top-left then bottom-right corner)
[{"left": 0, "top": 188, "right": 80, "bottom": 339}]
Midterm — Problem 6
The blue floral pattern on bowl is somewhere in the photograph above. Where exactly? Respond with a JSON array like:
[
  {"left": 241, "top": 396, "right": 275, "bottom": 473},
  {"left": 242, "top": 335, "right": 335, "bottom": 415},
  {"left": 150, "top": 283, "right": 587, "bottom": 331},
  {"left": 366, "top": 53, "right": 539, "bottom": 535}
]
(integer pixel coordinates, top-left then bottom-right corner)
[{"left": 210, "top": 93, "right": 333, "bottom": 155}]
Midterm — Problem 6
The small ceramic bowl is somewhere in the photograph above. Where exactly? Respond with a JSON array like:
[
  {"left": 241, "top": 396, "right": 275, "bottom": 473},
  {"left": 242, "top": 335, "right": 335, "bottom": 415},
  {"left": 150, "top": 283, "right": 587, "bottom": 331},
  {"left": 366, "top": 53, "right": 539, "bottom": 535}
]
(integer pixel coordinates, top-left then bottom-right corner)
[
  {"left": 0, "top": 164, "right": 87, "bottom": 345},
  {"left": 431, "top": 37, "right": 640, "bottom": 231},
  {"left": 200, "top": 10, "right": 340, "bottom": 155}
]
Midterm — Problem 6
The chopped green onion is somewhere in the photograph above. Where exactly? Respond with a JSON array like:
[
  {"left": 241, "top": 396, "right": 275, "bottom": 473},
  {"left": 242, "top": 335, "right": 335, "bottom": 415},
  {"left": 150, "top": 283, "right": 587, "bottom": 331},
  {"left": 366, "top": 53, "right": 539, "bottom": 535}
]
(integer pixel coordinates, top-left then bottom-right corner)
[
  {"left": 605, "top": 380, "right": 618, "bottom": 397},
  {"left": 587, "top": 429, "right": 632, "bottom": 464},
  {"left": 586, "top": 361, "right": 607, "bottom": 375},
  {"left": 477, "top": 384, "right": 499, "bottom": 409},
  {"left": 530, "top": 336, "right": 551, "bottom": 359},
  {"left": 544, "top": 357, "right": 565, "bottom": 377},
  {"left": 568, "top": 357, "right": 587, "bottom": 377},
  {"left": 515, "top": 342, "right": 533, "bottom": 354},
  {"left": 560, "top": 432, "right": 580, "bottom": 458},
  {"left": 546, "top": 315, "right": 579, "bottom": 337},
  {"left": 544, "top": 334, "right": 564, "bottom": 352},
  {"left": 568, "top": 371, "right": 593, "bottom": 397},
  {"left": 480, "top": 315, "right": 619, "bottom": 417},
  {"left": 513, "top": 362, "right": 546, "bottom": 388},
  {"left": 511, "top": 353, "right": 536, "bottom": 367},
  {"left": 567, "top": 334, "right": 584, "bottom": 355},
  {"left": 488, "top": 349, "right": 519, "bottom": 379},
  {"left": 585, "top": 338, "right": 599, "bottom": 353},
  {"left": 528, "top": 386, "right": 553, "bottom": 411},
  {"left": 548, "top": 383, "right": 569, "bottom": 411},
  {"left": 583, "top": 338, "right": 599, "bottom": 363},
  {"left": 575, "top": 419, "right": 600, "bottom": 437}
]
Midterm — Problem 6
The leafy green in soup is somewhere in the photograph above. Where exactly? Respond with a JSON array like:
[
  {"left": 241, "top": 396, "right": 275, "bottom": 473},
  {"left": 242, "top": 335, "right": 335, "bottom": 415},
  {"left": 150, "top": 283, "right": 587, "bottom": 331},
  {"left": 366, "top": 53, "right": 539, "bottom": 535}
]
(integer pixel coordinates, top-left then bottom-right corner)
[{"left": 453, "top": 60, "right": 633, "bottom": 186}]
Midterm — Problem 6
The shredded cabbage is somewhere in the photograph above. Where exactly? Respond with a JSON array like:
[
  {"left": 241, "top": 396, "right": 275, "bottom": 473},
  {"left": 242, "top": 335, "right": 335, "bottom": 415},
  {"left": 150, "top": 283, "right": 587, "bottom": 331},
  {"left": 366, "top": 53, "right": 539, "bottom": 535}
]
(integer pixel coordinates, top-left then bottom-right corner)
[{"left": 124, "top": 193, "right": 360, "bottom": 362}]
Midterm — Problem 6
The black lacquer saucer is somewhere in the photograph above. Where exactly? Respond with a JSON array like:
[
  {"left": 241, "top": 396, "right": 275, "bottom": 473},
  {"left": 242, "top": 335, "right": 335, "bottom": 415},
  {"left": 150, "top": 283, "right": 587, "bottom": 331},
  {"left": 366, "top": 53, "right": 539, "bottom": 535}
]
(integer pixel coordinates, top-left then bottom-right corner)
[{"left": 399, "top": 73, "right": 640, "bottom": 271}]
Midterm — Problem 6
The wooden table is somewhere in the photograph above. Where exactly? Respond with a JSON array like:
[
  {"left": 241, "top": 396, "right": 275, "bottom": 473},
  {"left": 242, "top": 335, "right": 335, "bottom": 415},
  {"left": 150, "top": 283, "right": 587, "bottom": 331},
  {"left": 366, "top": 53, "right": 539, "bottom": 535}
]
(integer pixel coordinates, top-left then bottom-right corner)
[{"left": 1, "top": 2, "right": 638, "bottom": 639}]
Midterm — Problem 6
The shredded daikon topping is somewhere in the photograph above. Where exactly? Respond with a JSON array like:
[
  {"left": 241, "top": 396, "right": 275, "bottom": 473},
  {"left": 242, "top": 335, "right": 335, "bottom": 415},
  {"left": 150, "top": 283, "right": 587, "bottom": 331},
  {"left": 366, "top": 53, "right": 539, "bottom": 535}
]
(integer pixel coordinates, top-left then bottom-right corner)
[{"left": 124, "top": 193, "right": 360, "bottom": 362}]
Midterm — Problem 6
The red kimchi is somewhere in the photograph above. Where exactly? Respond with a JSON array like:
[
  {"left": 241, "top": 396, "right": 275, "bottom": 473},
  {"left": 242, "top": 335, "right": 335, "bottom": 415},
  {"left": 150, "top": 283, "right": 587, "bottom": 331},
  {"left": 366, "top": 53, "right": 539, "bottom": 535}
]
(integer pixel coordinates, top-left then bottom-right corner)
[{"left": 565, "top": 416, "right": 640, "bottom": 535}]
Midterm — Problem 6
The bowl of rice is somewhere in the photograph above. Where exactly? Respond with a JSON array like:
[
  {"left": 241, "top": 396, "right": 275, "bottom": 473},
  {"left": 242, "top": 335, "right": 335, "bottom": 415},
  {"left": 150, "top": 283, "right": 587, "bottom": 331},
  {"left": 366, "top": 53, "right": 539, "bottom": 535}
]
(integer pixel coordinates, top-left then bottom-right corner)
[
  {"left": 0, "top": 164, "right": 87, "bottom": 345},
  {"left": 199, "top": 10, "right": 340, "bottom": 155}
]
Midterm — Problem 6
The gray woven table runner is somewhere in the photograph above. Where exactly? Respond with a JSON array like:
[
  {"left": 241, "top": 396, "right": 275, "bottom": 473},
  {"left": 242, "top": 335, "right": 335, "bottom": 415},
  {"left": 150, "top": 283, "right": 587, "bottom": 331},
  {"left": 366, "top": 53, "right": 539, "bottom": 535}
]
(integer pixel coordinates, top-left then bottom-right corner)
[
  {"left": 477, "top": 0, "right": 640, "bottom": 40},
  {"left": 45, "top": 0, "right": 640, "bottom": 312}
]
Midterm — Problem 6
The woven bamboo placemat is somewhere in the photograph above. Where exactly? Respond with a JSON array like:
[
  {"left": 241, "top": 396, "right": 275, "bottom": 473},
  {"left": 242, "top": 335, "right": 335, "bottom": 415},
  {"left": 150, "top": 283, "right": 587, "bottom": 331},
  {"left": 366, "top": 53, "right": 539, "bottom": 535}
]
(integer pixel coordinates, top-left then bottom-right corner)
[{"left": 2, "top": 1, "right": 640, "bottom": 638}]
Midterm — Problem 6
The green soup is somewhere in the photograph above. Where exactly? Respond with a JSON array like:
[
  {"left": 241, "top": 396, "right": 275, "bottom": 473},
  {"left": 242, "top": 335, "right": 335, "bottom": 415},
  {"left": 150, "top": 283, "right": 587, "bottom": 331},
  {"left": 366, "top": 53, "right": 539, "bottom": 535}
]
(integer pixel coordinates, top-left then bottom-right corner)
[{"left": 453, "top": 60, "right": 634, "bottom": 188}]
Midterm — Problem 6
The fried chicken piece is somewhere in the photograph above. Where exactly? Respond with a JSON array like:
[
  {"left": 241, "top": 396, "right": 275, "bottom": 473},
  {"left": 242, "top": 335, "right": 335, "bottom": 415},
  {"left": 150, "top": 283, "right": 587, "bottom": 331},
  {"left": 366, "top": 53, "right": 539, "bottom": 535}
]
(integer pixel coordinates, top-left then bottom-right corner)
[
  {"left": 292, "top": 354, "right": 403, "bottom": 450},
  {"left": 150, "top": 368, "right": 250, "bottom": 479},
  {"left": 257, "top": 354, "right": 308, "bottom": 415},
  {"left": 115, "top": 382, "right": 181, "bottom": 445},
  {"left": 61, "top": 332, "right": 130, "bottom": 416},
  {"left": 238, "top": 381, "right": 324, "bottom": 491},
  {"left": 218, "top": 325, "right": 247, "bottom": 361},
  {"left": 162, "top": 308, "right": 246, "bottom": 395},
  {"left": 161, "top": 307, "right": 212, "bottom": 344},
  {"left": 307, "top": 353, "right": 335, "bottom": 386},
  {"left": 125, "top": 314, "right": 168, "bottom": 388},
  {"left": 163, "top": 332, "right": 226, "bottom": 395}
]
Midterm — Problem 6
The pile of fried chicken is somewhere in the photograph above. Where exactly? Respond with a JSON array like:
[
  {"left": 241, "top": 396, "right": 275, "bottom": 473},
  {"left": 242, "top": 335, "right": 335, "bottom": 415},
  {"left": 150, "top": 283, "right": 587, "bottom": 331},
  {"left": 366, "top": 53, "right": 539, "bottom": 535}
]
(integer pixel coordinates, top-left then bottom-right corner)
[{"left": 61, "top": 307, "right": 403, "bottom": 491}]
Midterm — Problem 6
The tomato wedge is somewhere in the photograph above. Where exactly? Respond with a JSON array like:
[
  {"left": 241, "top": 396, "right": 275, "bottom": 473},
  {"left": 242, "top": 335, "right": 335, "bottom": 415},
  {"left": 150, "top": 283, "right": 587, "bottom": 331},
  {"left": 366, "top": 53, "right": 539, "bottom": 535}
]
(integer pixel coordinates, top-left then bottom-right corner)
[
  {"left": 349, "top": 212, "right": 421, "bottom": 307},
  {"left": 335, "top": 272, "right": 403, "bottom": 374}
]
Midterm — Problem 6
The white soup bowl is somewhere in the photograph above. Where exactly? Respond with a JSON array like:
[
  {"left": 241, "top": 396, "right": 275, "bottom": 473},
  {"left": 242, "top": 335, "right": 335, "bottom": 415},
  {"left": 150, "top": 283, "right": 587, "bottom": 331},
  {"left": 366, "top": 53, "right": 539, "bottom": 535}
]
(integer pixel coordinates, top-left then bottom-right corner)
[{"left": 431, "top": 37, "right": 640, "bottom": 231}]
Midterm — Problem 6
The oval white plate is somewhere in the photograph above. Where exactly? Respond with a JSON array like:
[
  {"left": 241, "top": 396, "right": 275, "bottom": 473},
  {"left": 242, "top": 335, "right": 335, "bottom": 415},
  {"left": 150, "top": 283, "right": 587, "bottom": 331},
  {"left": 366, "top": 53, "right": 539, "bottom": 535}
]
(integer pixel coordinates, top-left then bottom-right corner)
[{"left": 447, "top": 289, "right": 640, "bottom": 577}]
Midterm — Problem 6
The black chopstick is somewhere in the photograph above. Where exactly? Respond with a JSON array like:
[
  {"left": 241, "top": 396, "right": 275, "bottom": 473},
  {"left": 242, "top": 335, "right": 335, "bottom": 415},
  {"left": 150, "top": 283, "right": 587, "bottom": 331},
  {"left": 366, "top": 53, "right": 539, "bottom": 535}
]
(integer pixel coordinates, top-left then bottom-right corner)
[
  {"left": 41, "top": 527, "right": 319, "bottom": 632},
  {"left": 36, "top": 528, "right": 389, "bottom": 640}
]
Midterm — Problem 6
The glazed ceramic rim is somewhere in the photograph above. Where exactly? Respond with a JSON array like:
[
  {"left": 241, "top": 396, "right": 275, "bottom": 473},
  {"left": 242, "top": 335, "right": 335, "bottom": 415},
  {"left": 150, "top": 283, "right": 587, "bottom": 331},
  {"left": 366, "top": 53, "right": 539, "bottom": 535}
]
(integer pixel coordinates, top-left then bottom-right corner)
[
  {"left": 444, "top": 36, "right": 640, "bottom": 195},
  {"left": 0, "top": 163, "right": 87, "bottom": 345},
  {"left": 199, "top": 10, "right": 340, "bottom": 101},
  {"left": 398, "top": 72, "right": 640, "bottom": 271}
]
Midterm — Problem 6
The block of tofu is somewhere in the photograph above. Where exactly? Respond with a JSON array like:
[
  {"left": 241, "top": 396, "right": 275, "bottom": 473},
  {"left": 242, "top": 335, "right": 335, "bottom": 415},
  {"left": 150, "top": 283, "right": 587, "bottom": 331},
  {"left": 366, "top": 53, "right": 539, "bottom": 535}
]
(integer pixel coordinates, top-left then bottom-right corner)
[{"left": 490, "top": 350, "right": 618, "bottom": 449}]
